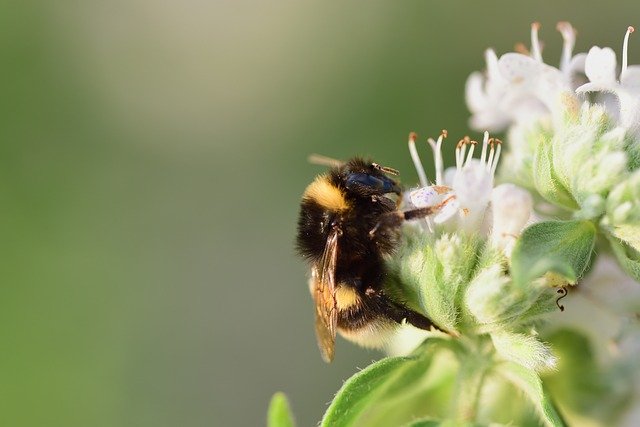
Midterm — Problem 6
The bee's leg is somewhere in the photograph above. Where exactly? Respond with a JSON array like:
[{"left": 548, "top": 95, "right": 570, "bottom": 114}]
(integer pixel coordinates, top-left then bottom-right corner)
[
  {"left": 369, "top": 206, "right": 438, "bottom": 237},
  {"left": 368, "top": 290, "right": 443, "bottom": 332},
  {"left": 388, "top": 302, "right": 443, "bottom": 332}
]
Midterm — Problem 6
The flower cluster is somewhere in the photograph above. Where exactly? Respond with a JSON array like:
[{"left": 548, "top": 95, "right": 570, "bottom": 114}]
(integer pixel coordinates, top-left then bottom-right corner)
[
  {"left": 460, "top": 22, "right": 640, "bottom": 426},
  {"left": 387, "top": 22, "right": 640, "bottom": 426},
  {"left": 271, "top": 22, "right": 640, "bottom": 427}
]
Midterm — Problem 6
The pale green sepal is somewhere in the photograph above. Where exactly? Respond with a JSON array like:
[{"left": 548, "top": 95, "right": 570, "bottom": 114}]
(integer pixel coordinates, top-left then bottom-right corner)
[{"left": 267, "top": 392, "right": 296, "bottom": 427}]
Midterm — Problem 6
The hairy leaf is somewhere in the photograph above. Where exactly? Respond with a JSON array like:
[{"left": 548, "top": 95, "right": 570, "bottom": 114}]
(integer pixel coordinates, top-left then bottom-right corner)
[
  {"left": 321, "top": 339, "right": 458, "bottom": 427},
  {"left": 608, "top": 234, "right": 640, "bottom": 282},
  {"left": 511, "top": 220, "right": 596, "bottom": 287},
  {"left": 496, "top": 362, "right": 565, "bottom": 427},
  {"left": 490, "top": 332, "right": 555, "bottom": 371},
  {"left": 533, "top": 138, "right": 579, "bottom": 211}
]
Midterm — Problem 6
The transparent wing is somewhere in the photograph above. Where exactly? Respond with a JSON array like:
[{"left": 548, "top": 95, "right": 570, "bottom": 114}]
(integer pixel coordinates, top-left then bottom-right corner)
[{"left": 311, "top": 227, "right": 339, "bottom": 363}]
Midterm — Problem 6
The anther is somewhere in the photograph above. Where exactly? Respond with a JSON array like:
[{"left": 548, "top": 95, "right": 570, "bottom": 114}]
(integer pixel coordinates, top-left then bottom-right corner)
[
  {"left": 464, "top": 139, "right": 477, "bottom": 167},
  {"left": 456, "top": 136, "right": 471, "bottom": 149},
  {"left": 456, "top": 136, "right": 471, "bottom": 171},
  {"left": 440, "top": 129, "right": 448, "bottom": 138}
]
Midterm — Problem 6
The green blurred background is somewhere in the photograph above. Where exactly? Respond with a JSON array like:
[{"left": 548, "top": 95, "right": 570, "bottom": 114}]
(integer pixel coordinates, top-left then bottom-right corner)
[{"left": 1, "top": 1, "right": 638, "bottom": 426}]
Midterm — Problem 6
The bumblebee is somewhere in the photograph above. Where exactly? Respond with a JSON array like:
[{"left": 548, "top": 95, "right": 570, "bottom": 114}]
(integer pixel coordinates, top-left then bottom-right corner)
[{"left": 296, "top": 157, "right": 442, "bottom": 362}]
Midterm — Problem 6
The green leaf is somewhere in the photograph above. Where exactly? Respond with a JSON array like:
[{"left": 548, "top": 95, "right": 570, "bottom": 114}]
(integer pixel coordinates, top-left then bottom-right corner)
[
  {"left": 607, "top": 234, "right": 640, "bottom": 281},
  {"left": 609, "top": 224, "right": 640, "bottom": 252},
  {"left": 267, "top": 392, "right": 295, "bottom": 427},
  {"left": 533, "top": 138, "right": 579, "bottom": 211},
  {"left": 496, "top": 362, "right": 565, "bottom": 427},
  {"left": 404, "top": 418, "right": 488, "bottom": 427},
  {"left": 490, "top": 332, "right": 555, "bottom": 371},
  {"left": 543, "top": 329, "right": 634, "bottom": 424},
  {"left": 321, "top": 357, "right": 415, "bottom": 427},
  {"left": 321, "top": 339, "right": 458, "bottom": 427},
  {"left": 404, "top": 419, "right": 442, "bottom": 427},
  {"left": 510, "top": 220, "right": 596, "bottom": 287}
]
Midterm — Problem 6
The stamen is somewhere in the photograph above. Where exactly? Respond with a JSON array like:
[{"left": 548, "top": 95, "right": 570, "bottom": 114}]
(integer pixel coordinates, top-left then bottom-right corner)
[
  {"left": 622, "top": 26, "right": 635, "bottom": 78},
  {"left": 557, "top": 21, "right": 576, "bottom": 73},
  {"left": 480, "top": 131, "right": 489, "bottom": 164},
  {"left": 487, "top": 138, "right": 496, "bottom": 172},
  {"left": 530, "top": 22, "right": 543, "bottom": 62},
  {"left": 490, "top": 139, "right": 502, "bottom": 176},
  {"left": 408, "top": 132, "right": 429, "bottom": 187},
  {"left": 427, "top": 129, "right": 447, "bottom": 185},
  {"left": 456, "top": 136, "right": 470, "bottom": 172},
  {"left": 425, "top": 217, "right": 434, "bottom": 233},
  {"left": 464, "top": 139, "right": 477, "bottom": 167}
]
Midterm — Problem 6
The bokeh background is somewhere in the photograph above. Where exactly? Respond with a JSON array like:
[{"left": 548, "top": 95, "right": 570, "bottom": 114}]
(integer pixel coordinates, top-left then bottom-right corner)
[{"left": 1, "top": 1, "right": 638, "bottom": 426}]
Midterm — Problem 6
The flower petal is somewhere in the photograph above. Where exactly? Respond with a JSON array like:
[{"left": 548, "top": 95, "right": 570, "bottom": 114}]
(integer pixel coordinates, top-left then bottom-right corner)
[
  {"left": 409, "top": 186, "right": 446, "bottom": 208},
  {"left": 433, "top": 197, "right": 460, "bottom": 224},
  {"left": 498, "top": 53, "right": 544, "bottom": 84},
  {"left": 465, "top": 71, "right": 489, "bottom": 112},
  {"left": 491, "top": 183, "right": 533, "bottom": 238},
  {"left": 584, "top": 46, "right": 617, "bottom": 85},
  {"left": 452, "top": 160, "right": 493, "bottom": 231}
]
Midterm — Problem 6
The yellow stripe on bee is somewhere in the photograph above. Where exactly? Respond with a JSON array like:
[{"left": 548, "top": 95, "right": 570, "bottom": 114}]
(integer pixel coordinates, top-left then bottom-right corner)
[
  {"left": 335, "top": 286, "right": 359, "bottom": 310},
  {"left": 304, "top": 176, "right": 349, "bottom": 211}
]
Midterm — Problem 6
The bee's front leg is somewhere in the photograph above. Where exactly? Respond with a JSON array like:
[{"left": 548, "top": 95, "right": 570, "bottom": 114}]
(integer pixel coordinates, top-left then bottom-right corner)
[{"left": 369, "top": 206, "right": 438, "bottom": 237}]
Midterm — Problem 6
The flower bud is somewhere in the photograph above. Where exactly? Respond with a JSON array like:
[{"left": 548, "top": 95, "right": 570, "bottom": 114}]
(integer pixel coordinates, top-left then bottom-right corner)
[{"left": 491, "top": 183, "right": 533, "bottom": 256}]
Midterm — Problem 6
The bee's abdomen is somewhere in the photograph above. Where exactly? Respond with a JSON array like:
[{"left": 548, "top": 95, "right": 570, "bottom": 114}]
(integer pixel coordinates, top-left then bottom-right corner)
[{"left": 296, "top": 197, "right": 334, "bottom": 261}]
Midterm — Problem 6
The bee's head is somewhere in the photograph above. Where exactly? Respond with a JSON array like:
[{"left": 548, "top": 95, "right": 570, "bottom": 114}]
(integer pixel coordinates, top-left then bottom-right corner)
[{"left": 337, "top": 158, "right": 402, "bottom": 198}]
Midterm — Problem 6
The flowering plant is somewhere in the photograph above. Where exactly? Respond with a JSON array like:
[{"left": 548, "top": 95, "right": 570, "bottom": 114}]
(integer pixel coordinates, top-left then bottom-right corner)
[{"left": 269, "top": 23, "right": 640, "bottom": 427}]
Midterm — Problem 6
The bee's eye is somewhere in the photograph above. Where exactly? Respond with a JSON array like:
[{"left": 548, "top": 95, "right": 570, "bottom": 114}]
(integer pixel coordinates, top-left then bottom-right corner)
[
  {"left": 345, "top": 172, "right": 400, "bottom": 194},
  {"left": 346, "top": 173, "right": 385, "bottom": 190}
]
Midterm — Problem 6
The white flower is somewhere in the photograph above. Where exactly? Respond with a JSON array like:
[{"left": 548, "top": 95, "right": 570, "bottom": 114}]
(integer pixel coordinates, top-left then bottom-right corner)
[
  {"left": 466, "top": 22, "right": 583, "bottom": 133},
  {"left": 405, "top": 131, "right": 532, "bottom": 253},
  {"left": 576, "top": 26, "right": 640, "bottom": 137},
  {"left": 490, "top": 183, "right": 533, "bottom": 257}
]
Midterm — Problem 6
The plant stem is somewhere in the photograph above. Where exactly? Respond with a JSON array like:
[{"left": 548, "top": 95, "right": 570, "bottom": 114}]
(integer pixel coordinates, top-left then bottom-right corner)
[{"left": 449, "top": 337, "right": 491, "bottom": 422}]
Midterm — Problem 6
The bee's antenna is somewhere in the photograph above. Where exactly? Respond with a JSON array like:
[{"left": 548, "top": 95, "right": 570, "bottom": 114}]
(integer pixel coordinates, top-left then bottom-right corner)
[
  {"left": 307, "top": 154, "right": 344, "bottom": 168},
  {"left": 372, "top": 163, "right": 400, "bottom": 176}
]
